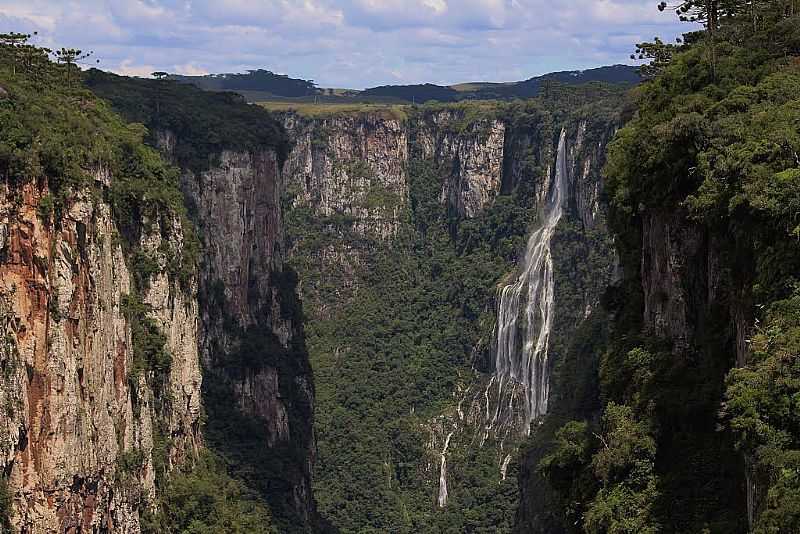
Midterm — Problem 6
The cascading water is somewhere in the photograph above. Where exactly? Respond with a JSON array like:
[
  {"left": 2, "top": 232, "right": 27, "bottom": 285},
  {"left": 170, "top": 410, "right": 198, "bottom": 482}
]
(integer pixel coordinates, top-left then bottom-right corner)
[
  {"left": 493, "top": 128, "right": 568, "bottom": 435},
  {"left": 437, "top": 431, "right": 455, "bottom": 507}
]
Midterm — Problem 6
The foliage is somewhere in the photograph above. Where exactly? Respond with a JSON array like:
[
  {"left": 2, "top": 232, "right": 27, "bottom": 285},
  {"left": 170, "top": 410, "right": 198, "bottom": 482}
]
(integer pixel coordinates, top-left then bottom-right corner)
[
  {"left": 142, "top": 451, "right": 277, "bottom": 534},
  {"left": 85, "top": 69, "right": 290, "bottom": 173},
  {"left": 258, "top": 101, "right": 410, "bottom": 120},
  {"left": 361, "top": 83, "right": 460, "bottom": 103},
  {"left": 36, "top": 193, "right": 53, "bottom": 223},
  {"left": 169, "top": 69, "right": 318, "bottom": 97},
  {"left": 538, "top": 421, "right": 598, "bottom": 528},
  {"left": 0, "top": 37, "right": 198, "bottom": 291},
  {"left": 120, "top": 292, "right": 171, "bottom": 389},
  {"left": 116, "top": 448, "right": 147, "bottom": 481},
  {"left": 584, "top": 403, "right": 660, "bottom": 534},
  {"left": 289, "top": 150, "right": 534, "bottom": 532},
  {"left": 632, "top": 38, "right": 682, "bottom": 79},
  {"left": 724, "top": 291, "right": 800, "bottom": 532},
  {"left": 285, "top": 92, "right": 622, "bottom": 531}
]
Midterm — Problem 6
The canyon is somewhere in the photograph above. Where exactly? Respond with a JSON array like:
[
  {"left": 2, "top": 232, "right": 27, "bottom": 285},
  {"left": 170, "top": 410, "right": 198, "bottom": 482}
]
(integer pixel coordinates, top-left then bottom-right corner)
[
  {"left": 3, "top": 19, "right": 799, "bottom": 531},
  {"left": 0, "top": 76, "right": 624, "bottom": 531}
]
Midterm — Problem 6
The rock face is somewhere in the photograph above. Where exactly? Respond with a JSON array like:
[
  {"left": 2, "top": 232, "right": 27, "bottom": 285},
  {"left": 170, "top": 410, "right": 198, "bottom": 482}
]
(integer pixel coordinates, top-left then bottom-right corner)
[
  {"left": 282, "top": 111, "right": 610, "bottom": 237},
  {"left": 164, "top": 137, "right": 317, "bottom": 528},
  {"left": 282, "top": 113, "right": 409, "bottom": 239},
  {"left": 0, "top": 132, "right": 317, "bottom": 533},
  {"left": 413, "top": 111, "right": 507, "bottom": 219},
  {"left": 0, "top": 177, "right": 201, "bottom": 533},
  {"left": 1, "top": 72, "right": 318, "bottom": 533},
  {"left": 281, "top": 110, "right": 511, "bottom": 239},
  {"left": 639, "top": 209, "right": 741, "bottom": 359}
]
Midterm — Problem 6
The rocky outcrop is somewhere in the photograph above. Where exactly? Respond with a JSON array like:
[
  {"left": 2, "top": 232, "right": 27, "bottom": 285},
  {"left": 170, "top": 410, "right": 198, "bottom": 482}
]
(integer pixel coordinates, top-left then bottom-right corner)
[
  {"left": 569, "top": 120, "right": 608, "bottom": 229},
  {"left": 640, "top": 209, "right": 733, "bottom": 356},
  {"left": 281, "top": 110, "right": 513, "bottom": 239},
  {"left": 413, "top": 111, "right": 506, "bottom": 219},
  {"left": 282, "top": 113, "right": 408, "bottom": 240},
  {"left": 0, "top": 177, "right": 201, "bottom": 533}
]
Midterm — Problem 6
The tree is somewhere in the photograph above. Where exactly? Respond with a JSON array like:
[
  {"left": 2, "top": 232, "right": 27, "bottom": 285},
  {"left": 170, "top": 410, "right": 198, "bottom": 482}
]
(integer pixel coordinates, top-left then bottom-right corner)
[
  {"left": 0, "top": 32, "right": 32, "bottom": 75},
  {"left": 584, "top": 403, "right": 661, "bottom": 534},
  {"left": 658, "top": 1, "right": 722, "bottom": 28},
  {"left": 539, "top": 421, "right": 599, "bottom": 530},
  {"left": 659, "top": 0, "right": 727, "bottom": 76},
  {"left": 53, "top": 47, "right": 95, "bottom": 85},
  {"left": 631, "top": 37, "right": 682, "bottom": 78},
  {"left": 150, "top": 72, "right": 170, "bottom": 113},
  {"left": 724, "top": 291, "right": 800, "bottom": 532}
]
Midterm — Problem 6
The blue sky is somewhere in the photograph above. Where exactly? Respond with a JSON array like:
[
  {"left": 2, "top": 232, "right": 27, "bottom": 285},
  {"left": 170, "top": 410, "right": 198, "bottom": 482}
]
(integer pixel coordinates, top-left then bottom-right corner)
[{"left": 0, "top": 1, "right": 691, "bottom": 88}]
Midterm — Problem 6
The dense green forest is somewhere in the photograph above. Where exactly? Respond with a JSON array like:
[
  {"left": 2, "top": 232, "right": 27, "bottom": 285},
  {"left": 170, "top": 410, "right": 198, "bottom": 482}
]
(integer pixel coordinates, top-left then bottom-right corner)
[
  {"left": 528, "top": 2, "right": 800, "bottom": 533},
  {"left": 286, "top": 125, "right": 534, "bottom": 533},
  {"left": 170, "top": 69, "right": 319, "bottom": 98}
]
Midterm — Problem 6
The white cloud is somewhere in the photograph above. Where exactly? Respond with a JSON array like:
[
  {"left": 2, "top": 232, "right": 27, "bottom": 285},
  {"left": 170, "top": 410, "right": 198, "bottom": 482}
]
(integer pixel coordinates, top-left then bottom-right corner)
[
  {"left": 116, "top": 58, "right": 157, "bottom": 77},
  {"left": 172, "top": 62, "right": 210, "bottom": 75}
]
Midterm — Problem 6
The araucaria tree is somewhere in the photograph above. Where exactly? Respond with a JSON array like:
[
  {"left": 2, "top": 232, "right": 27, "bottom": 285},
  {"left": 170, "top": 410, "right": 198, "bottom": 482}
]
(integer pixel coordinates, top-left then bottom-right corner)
[{"left": 53, "top": 47, "right": 95, "bottom": 85}]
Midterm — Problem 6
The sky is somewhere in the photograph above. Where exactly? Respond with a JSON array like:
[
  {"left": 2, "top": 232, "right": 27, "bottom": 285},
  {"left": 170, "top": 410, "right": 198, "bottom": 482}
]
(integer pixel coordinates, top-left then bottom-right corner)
[{"left": 0, "top": 1, "right": 691, "bottom": 89}]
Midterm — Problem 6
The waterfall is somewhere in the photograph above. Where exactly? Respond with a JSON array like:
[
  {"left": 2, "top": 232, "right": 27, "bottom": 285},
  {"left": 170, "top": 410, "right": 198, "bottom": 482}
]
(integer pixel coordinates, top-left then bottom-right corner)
[
  {"left": 493, "top": 128, "right": 568, "bottom": 435},
  {"left": 437, "top": 431, "right": 455, "bottom": 507},
  {"left": 500, "top": 454, "right": 513, "bottom": 481}
]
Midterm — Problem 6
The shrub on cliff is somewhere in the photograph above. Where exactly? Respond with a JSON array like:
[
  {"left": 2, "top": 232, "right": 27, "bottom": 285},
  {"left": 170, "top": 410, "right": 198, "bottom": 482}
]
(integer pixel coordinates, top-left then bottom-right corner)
[{"left": 142, "top": 452, "right": 277, "bottom": 534}]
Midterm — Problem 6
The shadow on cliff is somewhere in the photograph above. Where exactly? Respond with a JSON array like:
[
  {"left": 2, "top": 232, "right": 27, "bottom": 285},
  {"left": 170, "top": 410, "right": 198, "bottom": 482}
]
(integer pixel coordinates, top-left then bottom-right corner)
[{"left": 200, "top": 266, "right": 338, "bottom": 534}]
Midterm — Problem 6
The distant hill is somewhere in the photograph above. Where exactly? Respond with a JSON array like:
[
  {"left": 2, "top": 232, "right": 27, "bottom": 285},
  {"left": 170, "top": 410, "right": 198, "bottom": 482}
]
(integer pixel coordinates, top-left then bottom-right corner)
[
  {"left": 358, "top": 65, "right": 640, "bottom": 102},
  {"left": 165, "top": 64, "right": 641, "bottom": 103},
  {"left": 360, "top": 83, "right": 460, "bottom": 103},
  {"left": 488, "top": 64, "right": 642, "bottom": 99},
  {"left": 169, "top": 69, "right": 319, "bottom": 98}
]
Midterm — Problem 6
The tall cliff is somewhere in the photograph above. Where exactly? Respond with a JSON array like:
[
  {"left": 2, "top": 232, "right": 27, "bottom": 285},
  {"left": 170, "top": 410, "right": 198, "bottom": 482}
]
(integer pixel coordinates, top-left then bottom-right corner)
[
  {"left": 0, "top": 182, "right": 201, "bottom": 533},
  {"left": 0, "top": 52, "right": 320, "bottom": 532},
  {"left": 173, "top": 142, "right": 316, "bottom": 529},
  {"left": 86, "top": 71, "right": 319, "bottom": 531},
  {"left": 0, "top": 65, "right": 202, "bottom": 532},
  {"left": 277, "top": 91, "right": 623, "bottom": 532}
]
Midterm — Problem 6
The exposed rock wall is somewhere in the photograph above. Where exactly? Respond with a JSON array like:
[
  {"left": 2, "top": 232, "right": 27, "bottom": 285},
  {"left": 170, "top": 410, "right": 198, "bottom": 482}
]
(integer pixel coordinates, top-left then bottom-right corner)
[
  {"left": 163, "top": 136, "right": 317, "bottom": 528},
  {"left": 413, "top": 111, "right": 506, "bottom": 219},
  {"left": 639, "top": 208, "right": 738, "bottom": 358},
  {"left": 282, "top": 111, "right": 609, "bottom": 236},
  {"left": 0, "top": 177, "right": 201, "bottom": 533},
  {"left": 281, "top": 110, "right": 511, "bottom": 239},
  {"left": 282, "top": 114, "right": 408, "bottom": 239}
]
